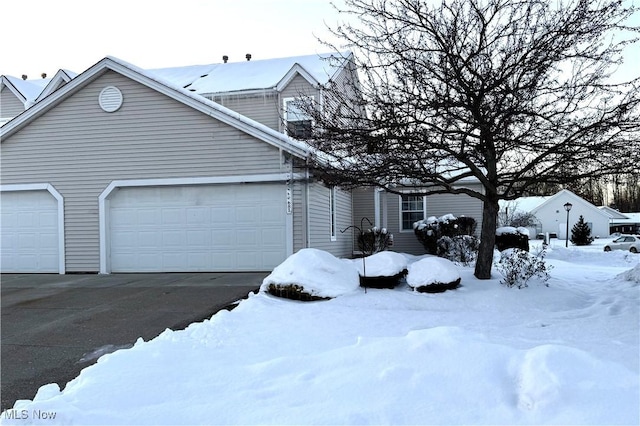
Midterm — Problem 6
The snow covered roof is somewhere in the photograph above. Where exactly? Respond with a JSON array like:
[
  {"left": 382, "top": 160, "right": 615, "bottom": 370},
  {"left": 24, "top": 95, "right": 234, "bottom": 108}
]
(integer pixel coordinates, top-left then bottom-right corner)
[
  {"left": 148, "top": 52, "right": 352, "bottom": 95},
  {"left": 1, "top": 75, "right": 51, "bottom": 106},
  {"left": 609, "top": 211, "right": 640, "bottom": 224},
  {"left": 499, "top": 195, "right": 550, "bottom": 213},
  {"left": 597, "top": 206, "right": 630, "bottom": 220}
]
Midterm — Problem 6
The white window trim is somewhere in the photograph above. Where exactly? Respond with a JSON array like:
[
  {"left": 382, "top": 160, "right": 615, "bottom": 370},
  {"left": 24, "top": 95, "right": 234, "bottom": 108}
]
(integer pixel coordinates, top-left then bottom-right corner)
[
  {"left": 283, "top": 96, "right": 315, "bottom": 137},
  {"left": 399, "top": 194, "right": 427, "bottom": 233},
  {"left": 330, "top": 186, "right": 337, "bottom": 241}
]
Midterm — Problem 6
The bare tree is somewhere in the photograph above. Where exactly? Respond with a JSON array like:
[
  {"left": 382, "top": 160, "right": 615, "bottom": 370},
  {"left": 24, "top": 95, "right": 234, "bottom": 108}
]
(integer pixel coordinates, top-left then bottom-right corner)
[{"left": 305, "top": 0, "right": 640, "bottom": 278}]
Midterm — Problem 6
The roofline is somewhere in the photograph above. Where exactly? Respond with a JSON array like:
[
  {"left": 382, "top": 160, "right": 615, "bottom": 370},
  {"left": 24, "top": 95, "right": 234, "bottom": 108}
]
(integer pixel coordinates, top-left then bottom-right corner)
[
  {"left": 35, "top": 69, "right": 75, "bottom": 102},
  {"left": 530, "top": 189, "right": 610, "bottom": 219},
  {"left": 1, "top": 57, "right": 310, "bottom": 159}
]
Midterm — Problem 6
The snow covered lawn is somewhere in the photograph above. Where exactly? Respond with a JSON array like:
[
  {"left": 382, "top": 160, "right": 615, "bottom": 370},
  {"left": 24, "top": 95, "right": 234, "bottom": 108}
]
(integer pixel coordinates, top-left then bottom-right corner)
[{"left": 2, "top": 240, "right": 639, "bottom": 425}]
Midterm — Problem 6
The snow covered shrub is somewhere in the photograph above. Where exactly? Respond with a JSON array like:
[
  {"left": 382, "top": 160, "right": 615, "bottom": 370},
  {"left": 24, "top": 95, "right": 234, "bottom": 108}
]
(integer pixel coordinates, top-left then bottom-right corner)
[
  {"left": 357, "top": 227, "right": 392, "bottom": 255},
  {"left": 495, "top": 248, "right": 552, "bottom": 289},
  {"left": 407, "top": 256, "right": 461, "bottom": 293},
  {"left": 414, "top": 215, "right": 478, "bottom": 261},
  {"left": 495, "top": 227, "right": 529, "bottom": 252},
  {"left": 261, "top": 248, "right": 360, "bottom": 300},
  {"left": 570, "top": 215, "right": 594, "bottom": 246},
  {"left": 354, "top": 251, "right": 407, "bottom": 289},
  {"left": 437, "top": 235, "right": 480, "bottom": 266}
]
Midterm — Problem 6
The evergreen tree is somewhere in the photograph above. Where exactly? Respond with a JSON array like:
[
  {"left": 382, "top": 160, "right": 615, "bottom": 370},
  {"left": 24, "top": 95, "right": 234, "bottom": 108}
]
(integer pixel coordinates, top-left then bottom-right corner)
[{"left": 570, "top": 215, "right": 594, "bottom": 246}]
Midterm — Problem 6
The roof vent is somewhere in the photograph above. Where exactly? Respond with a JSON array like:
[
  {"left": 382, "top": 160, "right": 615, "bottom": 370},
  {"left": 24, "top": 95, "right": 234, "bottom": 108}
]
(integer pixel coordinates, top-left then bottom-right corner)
[
  {"left": 223, "top": 55, "right": 229, "bottom": 63},
  {"left": 41, "top": 73, "right": 47, "bottom": 79},
  {"left": 21, "top": 74, "right": 27, "bottom": 80},
  {"left": 246, "top": 53, "right": 252, "bottom": 61},
  {"left": 99, "top": 86, "right": 123, "bottom": 112}
]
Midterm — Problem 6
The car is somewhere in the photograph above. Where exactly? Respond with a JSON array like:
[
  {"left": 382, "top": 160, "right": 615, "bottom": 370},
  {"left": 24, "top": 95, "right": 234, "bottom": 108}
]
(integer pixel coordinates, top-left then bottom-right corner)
[{"left": 603, "top": 235, "right": 640, "bottom": 253}]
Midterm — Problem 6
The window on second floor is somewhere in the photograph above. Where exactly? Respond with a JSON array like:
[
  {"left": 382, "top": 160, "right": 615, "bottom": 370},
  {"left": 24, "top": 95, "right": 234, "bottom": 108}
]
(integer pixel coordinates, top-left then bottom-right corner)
[
  {"left": 283, "top": 97, "right": 313, "bottom": 139},
  {"left": 400, "top": 194, "right": 426, "bottom": 231}
]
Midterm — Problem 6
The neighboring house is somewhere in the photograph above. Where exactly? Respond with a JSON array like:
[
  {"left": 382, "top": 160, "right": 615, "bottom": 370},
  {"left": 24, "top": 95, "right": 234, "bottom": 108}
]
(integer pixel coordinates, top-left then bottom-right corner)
[
  {"left": 603, "top": 208, "right": 640, "bottom": 235},
  {"left": 499, "top": 189, "right": 611, "bottom": 239},
  {"left": 1, "top": 54, "right": 355, "bottom": 273},
  {"left": 1, "top": 52, "right": 482, "bottom": 273},
  {"left": 0, "top": 70, "right": 76, "bottom": 124}
]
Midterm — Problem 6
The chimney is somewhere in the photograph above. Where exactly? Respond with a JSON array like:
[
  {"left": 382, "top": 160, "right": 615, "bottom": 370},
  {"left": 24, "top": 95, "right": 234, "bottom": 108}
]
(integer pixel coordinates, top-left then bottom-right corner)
[
  {"left": 246, "top": 53, "right": 251, "bottom": 61},
  {"left": 222, "top": 55, "right": 228, "bottom": 63},
  {"left": 21, "top": 74, "right": 27, "bottom": 80},
  {"left": 41, "top": 73, "right": 47, "bottom": 79}
]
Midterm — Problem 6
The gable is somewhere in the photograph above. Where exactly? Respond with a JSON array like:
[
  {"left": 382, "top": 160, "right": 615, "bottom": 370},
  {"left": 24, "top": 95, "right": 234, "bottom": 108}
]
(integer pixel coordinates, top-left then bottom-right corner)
[{"left": 1, "top": 86, "right": 24, "bottom": 118}]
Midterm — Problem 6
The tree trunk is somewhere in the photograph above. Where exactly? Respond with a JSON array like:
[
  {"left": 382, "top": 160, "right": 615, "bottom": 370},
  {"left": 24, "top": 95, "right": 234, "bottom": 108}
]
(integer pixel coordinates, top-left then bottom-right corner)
[{"left": 474, "top": 198, "right": 499, "bottom": 279}]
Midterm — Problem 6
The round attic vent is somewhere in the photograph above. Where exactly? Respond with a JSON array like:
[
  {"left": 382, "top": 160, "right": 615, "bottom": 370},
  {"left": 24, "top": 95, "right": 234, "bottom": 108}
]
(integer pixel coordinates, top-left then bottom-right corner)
[{"left": 99, "top": 86, "right": 123, "bottom": 112}]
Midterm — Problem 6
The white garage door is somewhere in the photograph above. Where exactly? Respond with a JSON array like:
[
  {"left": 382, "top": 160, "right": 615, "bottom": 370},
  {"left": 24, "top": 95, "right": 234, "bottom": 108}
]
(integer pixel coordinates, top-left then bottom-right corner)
[
  {"left": 0, "top": 190, "right": 60, "bottom": 273},
  {"left": 109, "top": 184, "right": 288, "bottom": 272}
]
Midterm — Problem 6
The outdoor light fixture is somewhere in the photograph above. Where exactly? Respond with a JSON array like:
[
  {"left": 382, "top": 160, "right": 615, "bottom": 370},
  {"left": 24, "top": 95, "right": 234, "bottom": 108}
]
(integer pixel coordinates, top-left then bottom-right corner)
[{"left": 564, "top": 202, "right": 573, "bottom": 247}]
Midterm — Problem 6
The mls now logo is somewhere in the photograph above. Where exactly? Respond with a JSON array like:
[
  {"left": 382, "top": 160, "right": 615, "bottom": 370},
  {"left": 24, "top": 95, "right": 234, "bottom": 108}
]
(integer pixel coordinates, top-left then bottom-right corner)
[{"left": 3, "top": 409, "right": 57, "bottom": 420}]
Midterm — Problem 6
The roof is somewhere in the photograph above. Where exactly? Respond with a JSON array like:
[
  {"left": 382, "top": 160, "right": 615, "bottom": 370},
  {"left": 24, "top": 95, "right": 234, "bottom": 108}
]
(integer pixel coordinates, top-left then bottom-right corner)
[
  {"left": 530, "top": 189, "right": 609, "bottom": 219},
  {"left": 598, "top": 206, "right": 630, "bottom": 220},
  {"left": 499, "top": 195, "right": 550, "bottom": 213},
  {"left": 148, "top": 52, "right": 352, "bottom": 95},
  {"left": 1, "top": 75, "right": 51, "bottom": 105},
  {"left": 0, "top": 56, "right": 311, "bottom": 159}
]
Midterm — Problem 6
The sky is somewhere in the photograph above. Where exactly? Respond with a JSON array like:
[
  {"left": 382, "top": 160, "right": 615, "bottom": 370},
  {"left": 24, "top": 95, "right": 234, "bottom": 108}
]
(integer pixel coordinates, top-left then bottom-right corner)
[
  {"left": 0, "top": 0, "right": 349, "bottom": 79},
  {"left": 1, "top": 0, "right": 637, "bottom": 82}
]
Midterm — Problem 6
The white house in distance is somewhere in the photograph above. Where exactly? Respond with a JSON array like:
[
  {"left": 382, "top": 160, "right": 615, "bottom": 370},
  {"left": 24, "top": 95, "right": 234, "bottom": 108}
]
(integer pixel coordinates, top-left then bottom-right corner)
[{"left": 500, "top": 189, "right": 613, "bottom": 239}]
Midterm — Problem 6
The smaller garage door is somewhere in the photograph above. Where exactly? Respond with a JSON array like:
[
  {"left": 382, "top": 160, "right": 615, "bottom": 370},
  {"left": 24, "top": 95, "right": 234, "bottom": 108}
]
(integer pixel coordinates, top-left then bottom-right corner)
[
  {"left": 1, "top": 190, "right": 60, "bottom": 273},
  {"left": 109, "top": 183, "right": 288, "bottom": 272}
]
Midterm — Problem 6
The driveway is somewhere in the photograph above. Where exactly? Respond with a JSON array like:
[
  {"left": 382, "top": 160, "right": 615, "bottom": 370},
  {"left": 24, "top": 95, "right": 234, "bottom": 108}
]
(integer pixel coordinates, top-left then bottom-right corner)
[{"left": 0, "top": 272, "right": 266, "bottom": 411}]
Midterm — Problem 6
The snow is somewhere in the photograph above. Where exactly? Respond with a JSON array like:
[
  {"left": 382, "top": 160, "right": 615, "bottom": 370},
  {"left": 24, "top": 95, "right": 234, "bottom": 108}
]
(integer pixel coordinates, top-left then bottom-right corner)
[
  {"left": 496, "top": 226, "right": 530, "bottom": 236},
  {"left": 2, "top": 239, "right": 638, "bottom": 425},
  {"left": 352, "top": 251, "right": 408, "bottom": 276},
  {"left": 260, "top": 248, "right": 359, "bottom": 298},
  {"left": 406, "top": 256, "right": 461, "bottom": 287}
]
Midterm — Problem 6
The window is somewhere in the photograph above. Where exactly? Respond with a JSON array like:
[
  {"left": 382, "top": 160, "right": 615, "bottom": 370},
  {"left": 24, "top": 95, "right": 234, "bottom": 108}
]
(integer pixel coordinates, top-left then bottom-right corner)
[
  {"left": 284, "top": 97, "right": 313, "bottom": 139},
  {"left": 330, "top": 187, "right": 337, "bottom": 241},
  {"left": 400, "top": 194, "right": 425, "bottom": 231}
]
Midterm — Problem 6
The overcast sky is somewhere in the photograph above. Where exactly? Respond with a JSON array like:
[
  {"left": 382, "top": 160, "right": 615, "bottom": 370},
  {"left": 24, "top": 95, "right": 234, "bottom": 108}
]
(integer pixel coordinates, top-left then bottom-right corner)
[
  {"left": 2, "top": 0, "right": 637, "bottom": 83},
  {"left": 1, "top": 0, "right": 348, "bottom": 78}
]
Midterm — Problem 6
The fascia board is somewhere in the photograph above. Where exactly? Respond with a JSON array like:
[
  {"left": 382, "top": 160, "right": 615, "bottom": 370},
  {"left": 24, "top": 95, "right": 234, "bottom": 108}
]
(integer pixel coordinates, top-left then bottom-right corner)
[
  {"left": 35, "top": 70, "right": 75, "bottom": 102},
  {"left": 276, "top": 64, "right": 321, "bottom": 91}
]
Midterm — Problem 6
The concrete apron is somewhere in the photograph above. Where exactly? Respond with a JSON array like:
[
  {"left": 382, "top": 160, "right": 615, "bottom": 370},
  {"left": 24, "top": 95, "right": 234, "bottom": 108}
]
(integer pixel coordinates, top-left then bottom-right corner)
[{"left": 1, "top": 272, "right": 267, "bottom": 411}]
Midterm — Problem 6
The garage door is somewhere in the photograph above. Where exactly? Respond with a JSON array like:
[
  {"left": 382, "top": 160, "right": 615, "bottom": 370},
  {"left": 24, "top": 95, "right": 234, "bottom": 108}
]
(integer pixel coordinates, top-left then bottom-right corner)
[
  {"left": 109, "top": 184, "right": 288, "bottom": 272},
  {"left": 0, "top": 190, "right": 60, "bottom": 273}
]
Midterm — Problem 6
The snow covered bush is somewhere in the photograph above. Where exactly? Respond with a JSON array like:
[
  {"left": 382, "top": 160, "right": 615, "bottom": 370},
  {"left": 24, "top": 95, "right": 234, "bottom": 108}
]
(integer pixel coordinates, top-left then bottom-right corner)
[
  {"left": 495, "top": 248, "right": 552, "bottom": 289},
  {"left": 261, "top": 248, "right": 360, "bottom": 300},
  {"left": 495, "top": 226, "right": 530, "bottom": 252},
  {"left": 357, "top": 226, "right": 392, "bottom": 255},
  {"left": 570, "top": 215, "right": 594, "bottom": 246},
  {"left": 406, "top": 256, "right": 461, "bottom": 293},
  {"left": 437, "top": 235, "right": 480, "bottom": 266},
  {"left": 414, "top": 214, "right": 478, "bottom": 263},
  {"left": 354, "top": 251, "right": 407, "bottom": 289}
]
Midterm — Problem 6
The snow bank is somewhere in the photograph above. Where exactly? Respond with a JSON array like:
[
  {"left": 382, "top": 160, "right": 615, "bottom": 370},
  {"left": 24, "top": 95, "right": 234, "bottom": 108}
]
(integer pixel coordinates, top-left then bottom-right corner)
[
  {"left": 352, "top": 251, "right": 407, "bottom": 276},
  {"left": 260, "top": 248, "right": 359, "bottom": 298},
  {"left": 617, "top": 263, "right": 640, "bottom": 284},
  {"left": 406, "top": 256, "right": 460, "bottom": 287}
]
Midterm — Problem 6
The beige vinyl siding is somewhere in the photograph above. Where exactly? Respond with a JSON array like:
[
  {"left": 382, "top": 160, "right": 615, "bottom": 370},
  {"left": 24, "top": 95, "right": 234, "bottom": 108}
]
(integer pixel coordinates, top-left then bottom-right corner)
[
  {"left": 1, "top": 88, "right": 25, "bottom": 118},
  {"left": 307, "top": 183, "right": 352, "bottom": 258},
  {"left": 209, "top": 91, "right": 280, "bottom": 131},
  {"left": 0, "top": 71, "right": 288, "bottom": 272}
]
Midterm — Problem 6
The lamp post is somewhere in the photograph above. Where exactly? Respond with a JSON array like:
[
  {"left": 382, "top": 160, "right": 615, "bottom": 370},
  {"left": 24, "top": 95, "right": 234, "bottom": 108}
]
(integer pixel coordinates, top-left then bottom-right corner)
[{"left": 564, "top": 202, "right": 573, "bottom": 247}]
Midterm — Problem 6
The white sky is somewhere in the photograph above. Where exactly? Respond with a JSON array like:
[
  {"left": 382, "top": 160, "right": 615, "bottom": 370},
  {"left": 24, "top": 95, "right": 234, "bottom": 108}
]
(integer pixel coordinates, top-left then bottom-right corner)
[
  {"left": 1, "top": 0, "right": 637, "bottom": 83},
  {"left": 1, "top": 0, "right": 349, "bottom": 78}
]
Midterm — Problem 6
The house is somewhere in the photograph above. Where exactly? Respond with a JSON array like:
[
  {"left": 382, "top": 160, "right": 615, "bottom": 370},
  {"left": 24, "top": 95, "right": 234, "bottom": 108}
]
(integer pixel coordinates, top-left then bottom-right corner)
[
  {"left": 1, "top": 53, "right": 360, "bottom": 274},
  {"left": 1, "top": 52, "right": 481, "bottom": 273},
  {"left": 499, "top": 189, "right": 612, "bottom": 239},
  {"left": 602, "top": 207, "right": 640, "bottom": 234}
]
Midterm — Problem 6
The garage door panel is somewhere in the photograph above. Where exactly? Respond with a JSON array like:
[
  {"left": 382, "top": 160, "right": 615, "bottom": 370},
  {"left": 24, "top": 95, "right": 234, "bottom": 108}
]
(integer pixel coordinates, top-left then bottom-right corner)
[
  {"left": 1, "top": 190, "right": 60, "bottom": 273},
  {"left": 109, "top": 184, "right": 287, "bottom": 272}
]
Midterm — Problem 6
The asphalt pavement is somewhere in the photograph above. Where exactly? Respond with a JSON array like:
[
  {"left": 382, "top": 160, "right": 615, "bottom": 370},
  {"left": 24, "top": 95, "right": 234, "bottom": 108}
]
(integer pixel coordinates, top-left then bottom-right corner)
[{"left": 0, "top": 272, "right": 266, "bottom": 411}]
